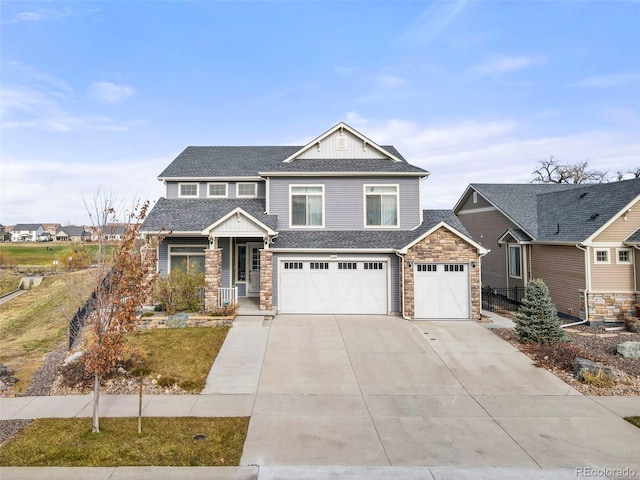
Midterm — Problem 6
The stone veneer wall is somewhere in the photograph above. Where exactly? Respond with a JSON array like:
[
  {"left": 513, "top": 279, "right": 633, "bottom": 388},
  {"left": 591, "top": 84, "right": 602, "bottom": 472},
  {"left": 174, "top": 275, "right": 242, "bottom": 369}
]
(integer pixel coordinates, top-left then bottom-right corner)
[
  {"left": 582, "top": 291, "right": 638, "bottom": 323},
  {"left": 260, "top": 250, "right": 273, "bottom": 311},
  {"left": 403, "top": 227, "right": 481, "bottom": 319},
  {"left": 204, "top": 248, "right": 222, "bottom": 311},
  {"left": 140, "top": 246, "right": 158, "bottom": 304}
]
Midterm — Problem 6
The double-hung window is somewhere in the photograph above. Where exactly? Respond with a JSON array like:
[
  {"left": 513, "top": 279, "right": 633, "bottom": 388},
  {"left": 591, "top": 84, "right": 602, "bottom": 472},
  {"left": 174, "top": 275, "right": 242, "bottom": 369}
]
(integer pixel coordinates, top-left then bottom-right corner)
[
  {"left": 291, "top": 185, "right": 323, "bottom": 227},
  {"left": 365, "top": 185, "right": 398, "bottom": 227},
  {"left": 508, "top": 244, "right": 522, "bottom": 278},
  {"left": 179, "top": 183, "right": 199, "bottom": 198}
]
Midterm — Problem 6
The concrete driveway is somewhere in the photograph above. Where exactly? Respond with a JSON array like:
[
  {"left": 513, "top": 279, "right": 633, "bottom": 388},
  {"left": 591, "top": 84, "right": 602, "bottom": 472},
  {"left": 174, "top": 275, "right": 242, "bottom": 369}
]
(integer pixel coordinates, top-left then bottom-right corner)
[{"left": 208, "top": 315, "right": 640, "bottom": 469}]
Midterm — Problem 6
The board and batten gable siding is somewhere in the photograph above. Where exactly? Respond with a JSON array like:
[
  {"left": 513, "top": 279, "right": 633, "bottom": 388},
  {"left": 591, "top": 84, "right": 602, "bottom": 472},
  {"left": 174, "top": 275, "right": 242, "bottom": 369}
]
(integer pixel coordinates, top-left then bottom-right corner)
[
  {"left": 296, "top": 130, "right": 388, "bottom": 160},
  {"left": 530, "top": 244, "right": 585, "bottom": 318},
  {"left": 166, "top": 181, "right": 266, "bottom": 199},
  {"left": 268, "top": 176, "right": 421, "bottom": 230},
  {"left": 456, "top": 207, "right": 515, "bottom": 288},
  {"left": 592, "top": 198, "right": 640, "bottom": 243},
  {"left": 590, "top": 247, "right": 635, "bottom": 291},
  {"left": 271, "top": 252, "right": 400, "bottom": 312},
  {"left": 158, "top": 237, "right": 208, "bottom": 276}
]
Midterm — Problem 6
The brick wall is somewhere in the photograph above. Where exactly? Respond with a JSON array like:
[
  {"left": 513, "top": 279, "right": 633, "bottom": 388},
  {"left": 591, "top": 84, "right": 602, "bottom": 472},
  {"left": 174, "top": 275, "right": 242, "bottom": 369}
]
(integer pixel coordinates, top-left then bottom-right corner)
[{"left": 403, "top": 227, "right": 481, "bottom": 319}]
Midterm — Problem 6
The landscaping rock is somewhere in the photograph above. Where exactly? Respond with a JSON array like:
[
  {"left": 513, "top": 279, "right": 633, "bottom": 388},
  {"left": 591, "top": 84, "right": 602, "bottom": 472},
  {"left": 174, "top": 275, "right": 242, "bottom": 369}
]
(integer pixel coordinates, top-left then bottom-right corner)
[
  {"left": 166, "top": 312, "right": 188, "bottom": 328},
  {"left": 617, "top": 341, "right": 640, "bottom": 359},
  {"left": 0, "top": 364, "right": 19, "bottom": 390},
  {"left": 573, "top": 358, "right": 612, "bottom": 381}
]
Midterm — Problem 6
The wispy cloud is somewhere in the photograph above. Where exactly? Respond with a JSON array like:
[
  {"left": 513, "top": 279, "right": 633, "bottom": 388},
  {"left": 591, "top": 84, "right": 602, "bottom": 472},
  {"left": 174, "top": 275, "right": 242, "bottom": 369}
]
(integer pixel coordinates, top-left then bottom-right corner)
[
  {"left": 567, "top": 73, "right": 640, "bottom": 88},
  {"left": 471, "top": 54, "right": 546, "bottom": 76},
  {"left": 400, "top": 0, "right": 468, "bottom": 45},
  {"left": 3, "top": 8, "right": 73, "bottom": 25},
  {"left": 379, "top": 74, "right": 406, "bottom": 88},
  {"left": 89, "top": 82, "right": 136, "bottom": 104}
]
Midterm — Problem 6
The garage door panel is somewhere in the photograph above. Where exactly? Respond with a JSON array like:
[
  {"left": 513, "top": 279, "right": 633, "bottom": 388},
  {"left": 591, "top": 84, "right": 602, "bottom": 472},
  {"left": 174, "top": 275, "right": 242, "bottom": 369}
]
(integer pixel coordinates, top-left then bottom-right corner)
[
  {"left": 358, "top": 269, "right": 388, "bottom": 314},
  {"left": 414, "top": 264, "right": 469, "bottom": 319}
]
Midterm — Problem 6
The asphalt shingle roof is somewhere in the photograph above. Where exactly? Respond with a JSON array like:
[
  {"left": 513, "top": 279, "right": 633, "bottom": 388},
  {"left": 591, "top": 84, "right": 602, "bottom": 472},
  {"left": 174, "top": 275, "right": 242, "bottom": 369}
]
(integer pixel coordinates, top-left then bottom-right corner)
[
  {"left": 158, "top": 146, "right": 425, "bottom": 178},
  {"left": 536, "top": 178, "right": 640, "bottom": 242},
  {"left": 13, "top": 224, "right": 43, "bottom": 231},
  {"left": 626, "top": 228, "right": 640, "bottom": 244},
  {"left": 141, "top": 198, "right": 278, "bottom": 233},
  {"left": 272, "top": 210, "right": 469, "bottom": 250}
]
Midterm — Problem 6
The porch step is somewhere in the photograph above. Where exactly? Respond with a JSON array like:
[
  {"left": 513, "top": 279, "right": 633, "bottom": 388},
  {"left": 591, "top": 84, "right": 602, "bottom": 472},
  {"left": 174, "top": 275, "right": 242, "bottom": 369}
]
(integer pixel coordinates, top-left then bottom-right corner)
[{"left": 233, "top": 315, "right": 266, "bottom": 327}]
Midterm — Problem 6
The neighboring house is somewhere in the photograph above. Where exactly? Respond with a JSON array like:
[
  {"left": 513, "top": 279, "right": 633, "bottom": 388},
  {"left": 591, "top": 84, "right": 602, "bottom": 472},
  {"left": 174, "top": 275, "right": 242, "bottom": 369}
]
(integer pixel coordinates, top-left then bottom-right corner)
[
  {"left": 102, "top": 223, "right": 128, "bottom": 241},
  {"left": 0, "top": 225, "right": 11, "bottom": 242},
  {"left": 454, "top": 179, "right": 640, "bottom": 323},
  {"left": 55, "top": 225, "right": 90, "bottom": 242},
  {"left": 41, "top": 223, "right": 61, "bottom": 238},
  {"left": 11, "top": 224, "right": 45, "bottom": 242},
  {"left": 142, "top": 122, "right": 487, "bottom": 319}
]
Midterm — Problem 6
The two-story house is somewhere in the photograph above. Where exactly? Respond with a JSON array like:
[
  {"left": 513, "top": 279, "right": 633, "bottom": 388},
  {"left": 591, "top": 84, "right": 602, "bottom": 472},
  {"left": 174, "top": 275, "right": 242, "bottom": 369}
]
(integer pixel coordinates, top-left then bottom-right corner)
[
  {"left": 142, "top": 123, "right": 487, "bottom": 319},
  {"left": 11, "top": 224, "right": 45, "bottom": 242},
  {"left": 454, "top": 180, "right": 640, "bottom": 324}
]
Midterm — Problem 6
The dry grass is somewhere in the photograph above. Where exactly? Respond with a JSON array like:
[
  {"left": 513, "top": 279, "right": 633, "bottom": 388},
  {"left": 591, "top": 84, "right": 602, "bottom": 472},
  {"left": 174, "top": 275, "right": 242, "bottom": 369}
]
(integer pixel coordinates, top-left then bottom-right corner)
[
  {"left": 626, "top": 417, "right": 640, "bottom": 429},
  {"left": 0, "top": 270, "right": 21, "bottom": 296},
  {"left": 0, "top": 417, "right": 249, "bottom": 466},
  {"left": 126, "top": 327, "right": 229, "bottom": 391},
  {"left": 0, "top": 270, "right": 94, "bottom": 394}
]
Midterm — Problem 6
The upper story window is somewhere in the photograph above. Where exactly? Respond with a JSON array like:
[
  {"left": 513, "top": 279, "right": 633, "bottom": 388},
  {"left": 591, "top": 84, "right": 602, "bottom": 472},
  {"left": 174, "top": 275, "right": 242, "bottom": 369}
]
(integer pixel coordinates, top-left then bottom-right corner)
[
  {"left": 291, "top": 185, "right": 323, "bottom": 227},
  {"left": 208, "top": 183, "right": 227, "bottom": 198},
  {"left": 508, "top": 244, "right": 522, "bottom": 278},
  {"left": 179, "top": 183, "right": 199, "bottom": 198},
  {"left": 617, "top": 248, "right": 631, "bottom": 264},
  {"left": 237, "top": 182, "right": 258, "bottom": 198},
  {"left": 594, "top": 248, "right": 609, "bottom": 264},
  {"left": 365, "top": 185, "right": 398, "bottom": 227}
]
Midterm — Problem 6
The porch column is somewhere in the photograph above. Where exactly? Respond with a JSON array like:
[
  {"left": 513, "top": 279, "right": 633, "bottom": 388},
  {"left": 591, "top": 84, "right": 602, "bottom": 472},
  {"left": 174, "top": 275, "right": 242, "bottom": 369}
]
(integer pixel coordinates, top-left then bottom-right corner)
[
  {"left": 260, "top": 250, "right": 273, "bottom": 311},
  {"left": 140, "top": 245, "right": 158, "bottom": 304},
  {"left": 204, "top": 248, "right": 222, "bottom": 311}
]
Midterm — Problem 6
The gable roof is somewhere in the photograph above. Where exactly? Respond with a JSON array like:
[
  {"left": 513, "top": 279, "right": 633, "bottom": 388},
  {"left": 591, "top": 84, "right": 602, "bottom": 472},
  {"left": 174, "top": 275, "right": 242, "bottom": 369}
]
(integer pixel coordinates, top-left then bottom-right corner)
[
  {"left": 537, "top": 178, "right": 640, "bottom": 242},
  {"left": 625, "top": 228, "right": 640, "bottom": 244},
  {"left": 13, "top": 223, "right": 44, "bottom": 231},
  {"left": 157, "top": 123, "right": 428, "bottom": 179},
  {"left": 457, "top": 179, "right": 640, "bottom": 243},
  {"left": 141, "top": 198, "right": 278, "bottom": 233},
  {"left": 56, "top": 225, "right": 88, "bottom": 236}
]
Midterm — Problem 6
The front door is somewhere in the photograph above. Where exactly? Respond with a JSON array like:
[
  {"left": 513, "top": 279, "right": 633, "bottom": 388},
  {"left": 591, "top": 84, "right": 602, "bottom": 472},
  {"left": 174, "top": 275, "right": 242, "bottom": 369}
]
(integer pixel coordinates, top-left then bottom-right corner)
[{"left": 247, "top": 243, "right": 261, "bottom": 295}]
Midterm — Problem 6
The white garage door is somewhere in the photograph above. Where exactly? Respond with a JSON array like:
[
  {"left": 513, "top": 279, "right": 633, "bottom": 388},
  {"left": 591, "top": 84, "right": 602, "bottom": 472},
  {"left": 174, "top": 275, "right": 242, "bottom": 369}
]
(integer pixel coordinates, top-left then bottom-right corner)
[
  {"left": 279, "top": 260, "right": 388, "bottom": 314},
  {"left": 414, "top": 263, "right": 469, "bottom": 319}
]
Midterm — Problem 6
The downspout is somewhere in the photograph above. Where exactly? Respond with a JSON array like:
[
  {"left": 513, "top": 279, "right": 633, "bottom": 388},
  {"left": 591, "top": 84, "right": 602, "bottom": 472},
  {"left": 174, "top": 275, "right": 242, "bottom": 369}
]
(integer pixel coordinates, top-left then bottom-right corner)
[
  {"left": 562, "top": 244, "right": 590, "bottom": 328},
  {"left": 396, "top": 251, "right": 412, "bottom": 320}
]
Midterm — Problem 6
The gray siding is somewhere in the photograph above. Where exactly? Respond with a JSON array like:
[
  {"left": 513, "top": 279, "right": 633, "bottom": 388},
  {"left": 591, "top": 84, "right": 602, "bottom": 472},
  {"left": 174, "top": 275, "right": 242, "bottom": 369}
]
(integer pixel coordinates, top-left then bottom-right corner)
[
  {"left": 166, "top": 181, "right": 265, "bottom": 199},
  {"left": 271, "top": 252, "right": 399, "bottom": 312},
  {"left": 268, "top": 176, "right": 421, "bottom": 230},
  {"left": 221, "top": 237, "right": 231, "bottom": 288},
  {"left": 457, "top": 190, "right": 493, "bottom": 211},
  {"left": 297, "top": 130, "right": 388, "bottom": 160},
  {"left": 158, "top": 236, "right": 208, "bottom": 276}
]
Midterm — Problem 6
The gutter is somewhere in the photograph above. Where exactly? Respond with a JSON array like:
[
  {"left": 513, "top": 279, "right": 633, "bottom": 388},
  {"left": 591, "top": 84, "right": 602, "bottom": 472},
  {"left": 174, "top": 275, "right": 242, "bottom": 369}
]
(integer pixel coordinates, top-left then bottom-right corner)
[{"left": 563, "top": 244, "right": 590, "bottom": 328}]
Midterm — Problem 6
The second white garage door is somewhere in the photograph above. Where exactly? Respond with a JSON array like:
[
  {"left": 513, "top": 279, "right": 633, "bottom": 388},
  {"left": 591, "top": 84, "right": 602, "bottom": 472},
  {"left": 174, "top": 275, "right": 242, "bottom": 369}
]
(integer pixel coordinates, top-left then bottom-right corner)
[
  {"left": 414, "top": 263, "right": 470, "bottom": 319},
  {"left": 279, "top": 260, "right": 388, "bottom": 314}
]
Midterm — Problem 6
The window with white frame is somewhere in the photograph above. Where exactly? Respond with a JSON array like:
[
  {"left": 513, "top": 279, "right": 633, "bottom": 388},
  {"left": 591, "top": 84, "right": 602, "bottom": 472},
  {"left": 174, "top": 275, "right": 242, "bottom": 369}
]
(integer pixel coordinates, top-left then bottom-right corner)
[
  {"left": 237, "top": 182, "right": 257, "bottom": 198},
  {"left": 365, "top": 185, "right": 398, "bottom": 227},
  {"left": 179, "top": 183, "right": 199, "bottom": 198},
  {"left": 594, "top": 248, "right": 610, "bottom": 264},
  {"left": 291, "top": 185, "right": 323, "bottom": 227},
  {"left": 617, "top": 248, "right": 632, "bottom": 264},
  {"left": 208, "top": 183, "right": 227, "bottom": 198},
  {"left": 169, "top": 246, "right": 205, "bottom": 273},
  {"left": 508, "top": 244, "right": 522, "bottom": 278}
]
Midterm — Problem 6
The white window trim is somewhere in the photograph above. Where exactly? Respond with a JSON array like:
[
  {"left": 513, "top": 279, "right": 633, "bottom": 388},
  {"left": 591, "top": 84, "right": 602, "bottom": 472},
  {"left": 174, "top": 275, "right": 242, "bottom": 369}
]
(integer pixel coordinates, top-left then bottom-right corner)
[
  {"left": 236, "top": 182, "right": 258, "bottom": 198},
  {"left": 178, "top": 182, "right": 199, "bottom": 198},
  {"left": 363, "top": 184, "right": 400, "bottom": 228},
  {"left": 616, "top": 247, "right": 632, "bottom": 264},
  {"left": 594, "top": 248, "right": 610, "bottom": 264},
  {"left": 289, "top": 184, "right": 325, "bottom": 228},
  {"left": 508, "top": 244, "right": 522, "bottom": 279},
  {"left": 207, "top": 182, "right": 228, "bottom": 198},
  {"left": 168, "top": 245, "right": 206, "bottom": 273}
]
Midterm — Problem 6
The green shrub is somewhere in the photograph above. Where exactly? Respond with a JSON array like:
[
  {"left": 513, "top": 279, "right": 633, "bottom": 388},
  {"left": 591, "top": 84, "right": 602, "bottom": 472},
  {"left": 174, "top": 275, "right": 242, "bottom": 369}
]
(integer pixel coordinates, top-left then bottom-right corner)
[
  {"left": 515, "top": 278, "right": 567, "bottom": 344},
  {"left": 152, "top": 262, "right": 205, "bottom": 314},
  {"left": 157, "top": 376, "right": 177, "bottom": 388}
]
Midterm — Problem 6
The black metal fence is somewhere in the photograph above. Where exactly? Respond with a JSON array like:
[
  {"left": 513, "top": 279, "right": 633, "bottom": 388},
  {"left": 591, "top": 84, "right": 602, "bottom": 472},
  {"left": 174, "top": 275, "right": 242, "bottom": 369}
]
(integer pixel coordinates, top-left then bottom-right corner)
[
  {"left": 68, "top": 269, "right": 113, "bottom": 349},
  {"left": 482, "top": 285, "right": 525, "bottom": 313}
]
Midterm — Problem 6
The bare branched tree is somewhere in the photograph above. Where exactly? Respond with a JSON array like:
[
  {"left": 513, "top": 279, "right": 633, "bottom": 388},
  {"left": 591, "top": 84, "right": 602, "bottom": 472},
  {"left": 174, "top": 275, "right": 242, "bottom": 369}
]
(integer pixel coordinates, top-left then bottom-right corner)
[
  {"left": 82, "top": 194, "right": 156, "bottom": 433},
  {"left": 532, "top": 157, "right": 608, "bottom": 184}
]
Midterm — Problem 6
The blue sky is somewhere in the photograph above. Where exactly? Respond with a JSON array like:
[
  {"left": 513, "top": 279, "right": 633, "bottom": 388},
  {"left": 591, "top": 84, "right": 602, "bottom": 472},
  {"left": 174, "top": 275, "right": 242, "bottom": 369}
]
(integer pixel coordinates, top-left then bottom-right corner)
[{"left": 1, "top": 0, "right": 639, "bottom": 226}]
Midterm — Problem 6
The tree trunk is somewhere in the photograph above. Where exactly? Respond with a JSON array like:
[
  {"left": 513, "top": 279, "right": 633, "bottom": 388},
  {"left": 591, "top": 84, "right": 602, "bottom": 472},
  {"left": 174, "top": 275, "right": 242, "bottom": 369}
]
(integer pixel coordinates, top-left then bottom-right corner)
[{"left": 92, "top": 373, "right": 100, "bottom": 433}]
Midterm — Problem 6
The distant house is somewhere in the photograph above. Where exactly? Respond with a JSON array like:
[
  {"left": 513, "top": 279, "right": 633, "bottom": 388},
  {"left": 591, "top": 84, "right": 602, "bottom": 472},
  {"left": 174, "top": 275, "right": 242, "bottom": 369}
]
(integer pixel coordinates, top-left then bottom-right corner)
[
  {"left": 11, "top": 224, "right": 45, "bottom": 242},
  {"left": 41, "top": 223, "right": 61, "bottom": 238},
  {"left": 102, "top": 223, "right": 128, "bottom": 241},
  {"left": 55, "top": 225, "right": 90, "bottom": 242},
  {"left": 0, "top": 225, "right": 11, "bottom": 242},
  {"left": 454, "top": 179, "right": 640, "bottom": 324}
]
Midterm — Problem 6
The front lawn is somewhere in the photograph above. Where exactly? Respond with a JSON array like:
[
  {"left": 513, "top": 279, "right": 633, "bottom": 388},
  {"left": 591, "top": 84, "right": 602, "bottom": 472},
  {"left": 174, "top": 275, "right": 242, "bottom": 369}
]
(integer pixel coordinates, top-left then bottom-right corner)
[{"left": 0, "top": 417, "right": 249, "bottom": 466}]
